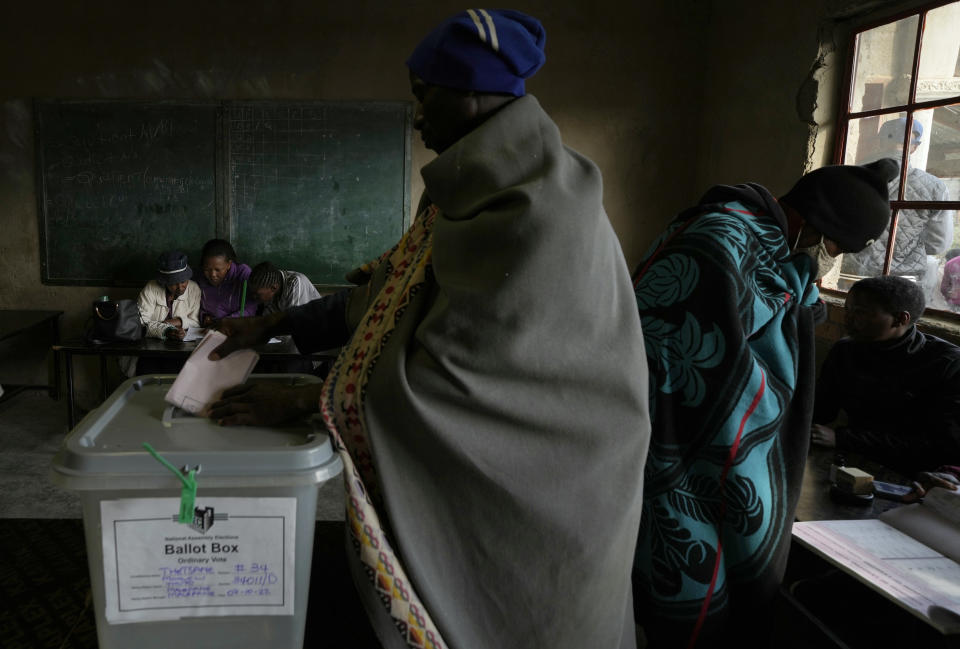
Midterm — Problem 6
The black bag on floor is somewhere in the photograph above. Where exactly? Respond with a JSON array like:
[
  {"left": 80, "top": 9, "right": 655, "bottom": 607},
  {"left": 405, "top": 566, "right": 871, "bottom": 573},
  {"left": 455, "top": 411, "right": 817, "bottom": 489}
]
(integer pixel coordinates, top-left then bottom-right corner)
[{"left": 87, "top": 298, "right": 143, "bottom": 344}]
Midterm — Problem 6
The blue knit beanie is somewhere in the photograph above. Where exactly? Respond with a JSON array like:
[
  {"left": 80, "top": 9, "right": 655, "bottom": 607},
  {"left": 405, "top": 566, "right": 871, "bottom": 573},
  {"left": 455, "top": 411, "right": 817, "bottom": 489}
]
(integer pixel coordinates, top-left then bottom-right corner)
[
  {"left": 406, "top": 9, "right": 546, "bottom": 97},
  {"left": 879, "top": 116, "right": 923, "bottom": 145}
]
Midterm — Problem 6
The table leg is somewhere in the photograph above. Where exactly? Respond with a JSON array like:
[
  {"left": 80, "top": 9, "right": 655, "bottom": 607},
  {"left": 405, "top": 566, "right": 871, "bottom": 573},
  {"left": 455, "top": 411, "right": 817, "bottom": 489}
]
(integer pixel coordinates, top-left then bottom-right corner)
[
  {"left": 50, "top": 316, "right": 61, "bottom": 400},
  {"left": 64, "top": 352, "right": 76, "bottom": 430},
  {"left": 100, "top": 356, "right": 108, "bottom": 403}
]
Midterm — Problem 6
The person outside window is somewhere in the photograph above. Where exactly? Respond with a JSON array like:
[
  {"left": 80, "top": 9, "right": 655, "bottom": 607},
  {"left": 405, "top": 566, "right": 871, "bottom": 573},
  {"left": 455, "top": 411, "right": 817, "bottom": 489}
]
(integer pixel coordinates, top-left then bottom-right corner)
[
  {"left": 843, "top": 118, "right": 954, "bottom": 293},
  {"left": 939, "top": 248, "right": 960, "bottom": 310}
]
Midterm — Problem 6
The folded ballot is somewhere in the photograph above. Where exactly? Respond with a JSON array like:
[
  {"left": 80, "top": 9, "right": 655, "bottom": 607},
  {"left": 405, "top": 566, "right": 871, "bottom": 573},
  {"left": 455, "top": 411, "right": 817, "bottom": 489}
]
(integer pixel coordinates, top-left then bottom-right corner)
[{"left": 164, "top": 330, "right": 259, "bottom": 415}]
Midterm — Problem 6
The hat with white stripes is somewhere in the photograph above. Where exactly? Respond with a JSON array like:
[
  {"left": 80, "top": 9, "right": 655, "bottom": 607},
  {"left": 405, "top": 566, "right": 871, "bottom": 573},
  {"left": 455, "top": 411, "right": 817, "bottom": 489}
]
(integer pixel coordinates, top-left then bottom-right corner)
[
  {"left": 155, "top": 250, "right": 193, "bottom": 286},
  {"left": 407, "top": 9, "right": 546, "bottom": 97}
]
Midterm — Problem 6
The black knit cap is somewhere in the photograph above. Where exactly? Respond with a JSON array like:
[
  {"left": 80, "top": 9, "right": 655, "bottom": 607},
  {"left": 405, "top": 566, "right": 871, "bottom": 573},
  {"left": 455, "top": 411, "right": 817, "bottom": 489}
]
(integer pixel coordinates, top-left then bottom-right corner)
[{"left": 780, "top": 158, "right": 898, "bottom": 252}]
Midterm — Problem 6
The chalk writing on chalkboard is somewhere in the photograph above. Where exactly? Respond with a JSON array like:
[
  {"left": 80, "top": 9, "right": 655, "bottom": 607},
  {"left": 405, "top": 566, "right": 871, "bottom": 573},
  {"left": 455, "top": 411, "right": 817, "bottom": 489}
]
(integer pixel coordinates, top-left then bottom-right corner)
[
  {"left": 226, "top": 102, "right": 410, "bottom": 287},
  {"left": 36, "top": 102, "right": 218, "bottom": 286},
  {"left": 35, "top": 100, "right": 411, "bottom": 288}
]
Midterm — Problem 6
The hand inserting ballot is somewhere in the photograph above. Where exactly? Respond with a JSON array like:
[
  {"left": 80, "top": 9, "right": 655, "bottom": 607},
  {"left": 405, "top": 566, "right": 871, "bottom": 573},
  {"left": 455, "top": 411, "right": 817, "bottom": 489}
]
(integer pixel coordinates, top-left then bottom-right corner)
[{"left": 208, "top": 382, "right": 323, "bottom": 427}]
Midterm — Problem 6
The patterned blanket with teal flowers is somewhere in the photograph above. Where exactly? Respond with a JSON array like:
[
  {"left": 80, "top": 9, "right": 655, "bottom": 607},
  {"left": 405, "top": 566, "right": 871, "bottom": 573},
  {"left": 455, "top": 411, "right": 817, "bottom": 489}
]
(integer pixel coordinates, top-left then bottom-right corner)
[{"left": 632, "top": 183, "right": 823, "bottom": 648}]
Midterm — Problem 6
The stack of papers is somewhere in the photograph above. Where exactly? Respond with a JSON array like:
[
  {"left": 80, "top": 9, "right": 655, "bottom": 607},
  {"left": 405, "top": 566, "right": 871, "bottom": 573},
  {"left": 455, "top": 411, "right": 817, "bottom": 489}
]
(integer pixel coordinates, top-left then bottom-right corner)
[
  {"left": 183, "top": 328, "right": 281, "bottom": 344},
  {"left": 793, "top": 487, "right": 960, "bottom": 633},
  {"left": 181, "top": 327, "right": 207, "bottom": 342}
]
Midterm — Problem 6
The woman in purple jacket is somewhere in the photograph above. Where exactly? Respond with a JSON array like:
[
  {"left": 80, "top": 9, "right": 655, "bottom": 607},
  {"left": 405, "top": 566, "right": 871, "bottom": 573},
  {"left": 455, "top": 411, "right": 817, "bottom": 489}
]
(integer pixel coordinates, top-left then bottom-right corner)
[{"left": 197, "top": 239, "right": 257, "bottom": 325}]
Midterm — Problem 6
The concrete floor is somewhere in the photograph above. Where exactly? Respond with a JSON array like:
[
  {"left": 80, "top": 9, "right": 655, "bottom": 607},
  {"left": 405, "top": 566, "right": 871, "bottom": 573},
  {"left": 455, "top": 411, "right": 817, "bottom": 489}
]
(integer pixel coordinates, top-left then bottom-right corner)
[
  {"left": 0, "top": 389, "right": 345, "bottom": 520},
  {"left": 0, "top": 390, "right": 373, "bottom": 649}
]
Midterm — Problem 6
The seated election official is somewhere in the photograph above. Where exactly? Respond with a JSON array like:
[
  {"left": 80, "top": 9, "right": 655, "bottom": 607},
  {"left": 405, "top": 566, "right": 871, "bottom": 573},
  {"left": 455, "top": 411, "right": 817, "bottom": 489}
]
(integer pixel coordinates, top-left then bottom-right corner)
[
  {"left": 247, "top": 262, "right": 321, "bottom": 374},
  {"left": 812, "top": 275, "right": 960, "bottom": 475},
  {"left": 197, "top": 238, "right": 257, "bottom": 326},
  {"left": 249, "top": 262, "right": 321, "bottom": 315},
  {"left": 120, "top": 250, "right": 201, "bottom": 376},
  {"left": 207, "top": 10, "right": 650, "bottom": 649}
]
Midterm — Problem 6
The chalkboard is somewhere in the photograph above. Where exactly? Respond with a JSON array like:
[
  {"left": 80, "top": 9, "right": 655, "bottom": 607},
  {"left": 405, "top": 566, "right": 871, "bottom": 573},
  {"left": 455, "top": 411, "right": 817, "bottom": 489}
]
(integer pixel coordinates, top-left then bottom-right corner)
[
  {"left": 35, "top": 101, "right": 218, "bottom": 286},
  {"left": 35, "top": 100, "right": 411, "bottom": 288},
  {"left": 227, "top": 102, "right": 411, "bottom": 287}
]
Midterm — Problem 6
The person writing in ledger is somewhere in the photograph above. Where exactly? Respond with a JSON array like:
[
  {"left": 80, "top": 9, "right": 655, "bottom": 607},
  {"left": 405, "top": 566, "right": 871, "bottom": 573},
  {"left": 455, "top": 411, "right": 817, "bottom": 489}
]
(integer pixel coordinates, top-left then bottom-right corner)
[
  {"left": 205, "top": 10, "right": 650, "bottom": 649},
  {"left": 120, "top": 250, "right": 200, "bottom": 376},
  {"left": 632, "top": 158, "right": 898, "bottom": 648},
  {"left": 196, "top": 238, "right": 257, "bottom": 326},
  {"left": 811, "top": 275, "right": 960, "bottom": 476},
  {"left": 248, "top": 262, "right": 321, "bottom": 315},
  {"left": 247, "top": 261, "right": 323, "bottom": 374}
]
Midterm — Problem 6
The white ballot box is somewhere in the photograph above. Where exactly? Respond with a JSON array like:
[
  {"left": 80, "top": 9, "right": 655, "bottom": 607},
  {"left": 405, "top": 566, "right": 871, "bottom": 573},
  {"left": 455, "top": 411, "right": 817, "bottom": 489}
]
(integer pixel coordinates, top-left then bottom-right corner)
[{"left": 51, "top": 375, "right": 342, "bottom": 649}]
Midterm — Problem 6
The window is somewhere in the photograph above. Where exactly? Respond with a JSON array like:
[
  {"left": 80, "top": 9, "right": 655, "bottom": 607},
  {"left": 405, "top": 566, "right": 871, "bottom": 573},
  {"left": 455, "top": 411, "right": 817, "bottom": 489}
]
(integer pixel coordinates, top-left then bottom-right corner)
[{"left": 821, "top": 1, "right": 960, "bottom": 315}]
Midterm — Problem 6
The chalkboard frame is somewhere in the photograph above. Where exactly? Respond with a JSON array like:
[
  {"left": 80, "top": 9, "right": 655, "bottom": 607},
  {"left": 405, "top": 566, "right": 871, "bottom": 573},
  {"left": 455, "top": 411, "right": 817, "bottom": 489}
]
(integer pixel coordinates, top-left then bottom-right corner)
[{"left": 34, "top": 99, "right": 412, "bottom": 289}]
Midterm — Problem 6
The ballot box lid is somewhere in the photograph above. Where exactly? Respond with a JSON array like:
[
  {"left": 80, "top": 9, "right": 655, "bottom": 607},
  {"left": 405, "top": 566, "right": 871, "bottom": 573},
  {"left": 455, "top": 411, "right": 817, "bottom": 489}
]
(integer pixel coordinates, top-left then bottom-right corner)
[{"left": 51, "top": 375, "right": 341, "bottom": 490}]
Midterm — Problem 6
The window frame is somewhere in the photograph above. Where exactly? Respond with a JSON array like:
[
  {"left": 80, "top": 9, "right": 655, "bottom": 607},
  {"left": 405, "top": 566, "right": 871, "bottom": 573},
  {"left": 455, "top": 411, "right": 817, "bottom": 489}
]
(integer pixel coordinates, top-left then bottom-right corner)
[{"left": 829, "top": 0, "right": 960, "bottom": 317}]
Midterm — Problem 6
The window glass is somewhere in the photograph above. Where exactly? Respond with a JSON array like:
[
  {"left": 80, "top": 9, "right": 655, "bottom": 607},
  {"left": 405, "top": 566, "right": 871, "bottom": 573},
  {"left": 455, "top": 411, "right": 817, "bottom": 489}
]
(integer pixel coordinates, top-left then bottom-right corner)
[
  {"left": 824, "top": 115, "right": 906, "bottom": 293},
  {"left": 911, "top": 104, "right": 960, "bottom": 202},
  {"left": 911, "top": 103, "right": 960, "bottom": 312},
  {"left": 829, "top": 110, "right": 956, "bottom": 302},
  {"left": 842, "top": 112, "right": 908, "bottom": 165},
  {"left": 849, "top": 15, "right": 918, "bottom": 113},
  {"left": 829, "top": 107, "right": 957, "bottom": 305},
  {"left": 825, "top": 4, "right": 960, "bottom": 314},
  {"left": 916, "top": 1, "right": 960, "bottom": 103}
]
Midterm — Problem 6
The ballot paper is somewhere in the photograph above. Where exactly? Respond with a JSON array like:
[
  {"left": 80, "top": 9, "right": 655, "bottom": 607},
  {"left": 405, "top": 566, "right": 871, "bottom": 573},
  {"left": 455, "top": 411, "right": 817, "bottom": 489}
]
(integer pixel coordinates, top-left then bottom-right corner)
[
  {"left": 182, "top": 327, "right": 208, "bottom": 342},
  {"left": 183, "top": 328, "right": 279, "bottom": 344},
  {"left": 164, "top": 330, "right": 258, "bottom": 415}
]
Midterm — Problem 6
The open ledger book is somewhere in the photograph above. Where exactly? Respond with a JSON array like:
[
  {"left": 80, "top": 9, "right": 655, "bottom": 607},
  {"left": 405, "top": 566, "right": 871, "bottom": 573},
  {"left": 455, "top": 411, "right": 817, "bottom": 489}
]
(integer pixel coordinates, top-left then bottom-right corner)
[{"left": 793, "top": 487, "right": 960, "bottom": 634}]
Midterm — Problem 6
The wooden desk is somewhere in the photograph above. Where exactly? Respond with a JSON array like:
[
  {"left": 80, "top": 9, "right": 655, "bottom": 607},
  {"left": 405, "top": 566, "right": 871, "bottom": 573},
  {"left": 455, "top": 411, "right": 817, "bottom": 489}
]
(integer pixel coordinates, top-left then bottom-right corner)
[
  {"left": 780, "top": 541, "right": 960, "bottom": 648},
  {"left": 0, "top": 309, "right": 62, "bottom": 404},
  {"left": 795, "top": 444, "right": 907, "bottom": 522},
  {"left": 53, "top": 337, "right": 338, "bottom": 429},
  {"left": 780, "top": 445, "right": 960, "bottom": 648}
]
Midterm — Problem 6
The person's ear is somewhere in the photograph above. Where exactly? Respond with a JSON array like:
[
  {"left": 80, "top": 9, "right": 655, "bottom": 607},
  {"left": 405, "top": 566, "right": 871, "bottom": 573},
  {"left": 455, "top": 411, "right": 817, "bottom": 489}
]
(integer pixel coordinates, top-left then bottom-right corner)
[
  {"left": 465, "top": 93, "right": 481, "bottom": 121},
  {"left": 893, "top": 310, "right": 911, "bottom": 327}
]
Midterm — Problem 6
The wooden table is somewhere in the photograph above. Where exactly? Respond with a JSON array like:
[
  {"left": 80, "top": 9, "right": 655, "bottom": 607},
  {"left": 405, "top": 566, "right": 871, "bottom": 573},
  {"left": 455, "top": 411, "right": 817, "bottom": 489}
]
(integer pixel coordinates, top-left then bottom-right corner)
[
  {"left": 53, "top": 337, "right": 338, "bottom": 429},
  {"left": 0, "top": 309, "right": 62, "bottom": 404},
  {"left": 779, "top": 445, "right": 960, "bottom": 648},
  {"left": 794, "top": 444, "right": 908, "bottom": 522}
]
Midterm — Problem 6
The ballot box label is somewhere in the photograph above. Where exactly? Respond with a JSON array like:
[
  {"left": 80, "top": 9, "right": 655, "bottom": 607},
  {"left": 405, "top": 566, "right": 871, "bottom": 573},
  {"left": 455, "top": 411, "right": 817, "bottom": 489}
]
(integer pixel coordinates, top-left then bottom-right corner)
[{"left": 100, "top": 497, "right": 296, "bottom": 623}]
